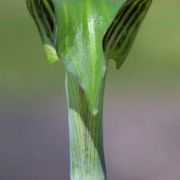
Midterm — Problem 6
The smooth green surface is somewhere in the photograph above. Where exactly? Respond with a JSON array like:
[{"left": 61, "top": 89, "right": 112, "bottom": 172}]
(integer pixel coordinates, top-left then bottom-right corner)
[{"left": 55, "top": 0, "right": 124, "bottom": 114}]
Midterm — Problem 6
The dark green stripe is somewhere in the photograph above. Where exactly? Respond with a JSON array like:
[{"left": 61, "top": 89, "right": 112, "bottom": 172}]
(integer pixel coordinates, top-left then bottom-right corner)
[
  {"left": 103, "top": 0, "right": 138, "bottom": 48},
  {"left": 119, "top": 2, "right": 150, "bottom": 52},
  {"left": 104, "top": 0, "right": 143, "bottom": 50},
  {"left": 113, "top": 1, "right": 141, "bottom": 41},
  {"left": 26, "top": 0, "right": 56, "bottom": 44},
  {"left": 41, "top": 0, "right": 55, "bottom": 32},
  {"left": 111, "top": 1, "right": 146, "bottom": 51},
  {"left": 103, "top": 0, "right": 152, "bottom": 69}
]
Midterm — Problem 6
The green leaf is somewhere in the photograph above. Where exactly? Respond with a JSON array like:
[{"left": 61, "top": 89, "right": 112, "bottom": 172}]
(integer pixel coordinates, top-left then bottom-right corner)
[
  {"left": 54, "top": 0, "right": 124, "bottom": 114},
  {"left": 103, "top": 0, "right": 152, "bottom": 69}
]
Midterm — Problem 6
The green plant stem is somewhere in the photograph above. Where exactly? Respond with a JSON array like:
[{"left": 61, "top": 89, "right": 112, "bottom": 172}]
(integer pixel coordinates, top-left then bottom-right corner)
[{"left": 65, "top": 73, "right": 106, "bottom": 180}]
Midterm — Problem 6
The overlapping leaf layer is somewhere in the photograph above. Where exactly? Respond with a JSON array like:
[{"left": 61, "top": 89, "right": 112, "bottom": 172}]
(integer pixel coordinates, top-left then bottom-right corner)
[{"left": 27, "top": 0, "right": 152, "bottom": 114}]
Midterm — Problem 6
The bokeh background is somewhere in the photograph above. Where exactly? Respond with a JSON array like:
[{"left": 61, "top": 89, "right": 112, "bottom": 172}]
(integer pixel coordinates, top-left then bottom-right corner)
[{"left": 1, "top": 0, "right": 180, "bottom": 179}]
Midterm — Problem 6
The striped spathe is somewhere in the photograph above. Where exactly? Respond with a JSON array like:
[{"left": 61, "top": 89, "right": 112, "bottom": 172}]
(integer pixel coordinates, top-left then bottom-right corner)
[
  {"left": 103, "top": 0, "right": 152, "bottom": 69},
  {"left": 26, "top": 0, "right": 56, "bottom": 44}
]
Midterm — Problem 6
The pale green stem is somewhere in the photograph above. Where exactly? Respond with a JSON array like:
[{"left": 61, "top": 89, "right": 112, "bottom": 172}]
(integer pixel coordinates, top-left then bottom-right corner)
[{"left": 65, "top": 73, "right": 106, "bottom": 180}]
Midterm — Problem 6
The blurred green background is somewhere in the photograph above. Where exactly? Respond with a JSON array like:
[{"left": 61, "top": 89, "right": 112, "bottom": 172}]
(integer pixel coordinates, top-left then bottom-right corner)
[{"left": 1, "top": 0, "right": 180, "bottom": 179}]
